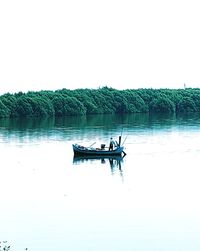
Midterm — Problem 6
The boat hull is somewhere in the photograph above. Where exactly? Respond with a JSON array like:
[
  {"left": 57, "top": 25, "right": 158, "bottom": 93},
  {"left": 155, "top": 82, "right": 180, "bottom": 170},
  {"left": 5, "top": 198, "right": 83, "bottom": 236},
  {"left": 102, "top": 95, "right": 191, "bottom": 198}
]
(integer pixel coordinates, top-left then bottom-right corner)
[{"left": 72, "top": 144, "right": 125, "bottom": 156}]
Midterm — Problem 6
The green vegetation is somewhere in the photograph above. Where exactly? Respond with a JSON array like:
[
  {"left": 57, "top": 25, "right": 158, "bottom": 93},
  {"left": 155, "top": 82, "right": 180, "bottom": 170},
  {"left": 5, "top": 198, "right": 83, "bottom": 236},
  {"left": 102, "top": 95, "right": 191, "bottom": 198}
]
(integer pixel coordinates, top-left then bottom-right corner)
[{"left": 0, "top": 87, "right": 200, "bottom": 118}]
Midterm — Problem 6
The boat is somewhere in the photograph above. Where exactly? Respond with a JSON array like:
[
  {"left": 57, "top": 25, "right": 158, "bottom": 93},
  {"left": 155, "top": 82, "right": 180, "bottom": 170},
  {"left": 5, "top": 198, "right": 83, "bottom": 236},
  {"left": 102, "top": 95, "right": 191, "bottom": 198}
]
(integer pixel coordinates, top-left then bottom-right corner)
[
  {"left": 72, "top": 144, "right": 125, "bottom": 156},
  {"left": 72, "top": 136, "right": 126, "bottom": 157}
]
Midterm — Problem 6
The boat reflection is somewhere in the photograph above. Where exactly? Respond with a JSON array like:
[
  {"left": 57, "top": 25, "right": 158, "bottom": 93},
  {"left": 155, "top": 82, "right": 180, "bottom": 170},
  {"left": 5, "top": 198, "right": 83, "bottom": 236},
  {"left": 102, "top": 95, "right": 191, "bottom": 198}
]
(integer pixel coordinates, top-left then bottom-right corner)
[{"left": 73, "top": 155, "right": 124, "bottom": 180}]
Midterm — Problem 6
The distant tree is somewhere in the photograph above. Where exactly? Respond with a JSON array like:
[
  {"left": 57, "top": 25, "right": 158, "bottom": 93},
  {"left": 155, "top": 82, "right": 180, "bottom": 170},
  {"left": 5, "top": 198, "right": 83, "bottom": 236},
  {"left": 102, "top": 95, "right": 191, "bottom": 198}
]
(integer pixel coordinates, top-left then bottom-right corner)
[
  {"left": 0, "top": 93, "right": 17, "bottom": 115},
  {"left": 123, "top": 90, "right": 148, "bottom": 113},
  {"left": 30, "top": 96, "right": 55, "bottom": 116},
  {"left": 12, "top": 96, "right": 34, "bottom": 117},
  {"left": 63, "top": 96, "right": 86, "bottom": 115},
  {"left": 111, "top": 91, "right": 128, "bottom": 113},
  {"left": 149, "top": 95, "right": 175, "bottom": 113},
  {"left": 52, "top": 95, "right": 86, "bottom": 116},
  {"left": 176, "top": 97, "right": 197, "bottom": 113},
  {"left": 51, "top": 95, "right": 66, "bottom": 116},
  {"left": 0, "top": 100, "right": 10, "bottom": 117}
]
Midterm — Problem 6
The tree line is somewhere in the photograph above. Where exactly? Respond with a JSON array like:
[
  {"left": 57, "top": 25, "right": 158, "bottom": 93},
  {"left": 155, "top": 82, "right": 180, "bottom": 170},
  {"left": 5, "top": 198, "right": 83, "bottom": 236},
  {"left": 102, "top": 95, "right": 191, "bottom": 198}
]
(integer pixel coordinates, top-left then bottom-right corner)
[{"left": 0, "top": 87, "right": 200, "bottom": 118}]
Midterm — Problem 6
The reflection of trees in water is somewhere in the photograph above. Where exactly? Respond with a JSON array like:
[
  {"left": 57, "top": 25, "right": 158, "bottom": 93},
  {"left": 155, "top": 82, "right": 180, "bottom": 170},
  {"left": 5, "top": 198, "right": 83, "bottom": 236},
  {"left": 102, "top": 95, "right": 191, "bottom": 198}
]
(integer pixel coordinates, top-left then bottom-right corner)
[
  {"left": 0, "top": 113, "right": 151, "bottom": 131},
  {"left": 2, "top": 112, "right": 198, "bottom": 144},
  {"left": 0, "top": 117, "right": 55, "bottom": 130},
  {"left": 0, "top": 117, "right": 56, "bottom": 142},
  {"left": 2, "top": 113, "right": 199, "bottom": 132}
]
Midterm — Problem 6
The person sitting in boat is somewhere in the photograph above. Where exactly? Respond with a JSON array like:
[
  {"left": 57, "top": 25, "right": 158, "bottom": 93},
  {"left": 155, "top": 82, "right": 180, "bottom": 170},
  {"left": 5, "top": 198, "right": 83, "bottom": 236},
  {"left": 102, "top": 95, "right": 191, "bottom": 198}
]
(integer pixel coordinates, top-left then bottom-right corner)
[{"left": 109, "top": 137, "right": 116, "bottom": 151}]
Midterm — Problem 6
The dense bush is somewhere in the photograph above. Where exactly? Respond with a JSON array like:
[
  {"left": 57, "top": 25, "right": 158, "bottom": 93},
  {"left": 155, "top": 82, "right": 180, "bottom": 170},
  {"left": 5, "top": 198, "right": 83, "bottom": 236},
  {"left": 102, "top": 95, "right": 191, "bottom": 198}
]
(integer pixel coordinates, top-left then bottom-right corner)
[
  {"left": 149, "top": 95, "right": 175, "bottom": 113},
  {"left": 1, "top": 87, "right": 200, "bottom": 118},
  {"left": 0, "top": 100, "right": 10, "bottom": 117}
]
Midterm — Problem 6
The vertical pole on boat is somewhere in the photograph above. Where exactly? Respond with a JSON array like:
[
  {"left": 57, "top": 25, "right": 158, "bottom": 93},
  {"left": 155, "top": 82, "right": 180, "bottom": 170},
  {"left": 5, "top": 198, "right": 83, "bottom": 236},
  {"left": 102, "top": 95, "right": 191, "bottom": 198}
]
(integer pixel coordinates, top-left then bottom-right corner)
[
  {"left": 119, "top": 127, "right": 123, "bottom": 146},
  {"left": 118, "top": 135, "right": 121, "bottom": 146}
]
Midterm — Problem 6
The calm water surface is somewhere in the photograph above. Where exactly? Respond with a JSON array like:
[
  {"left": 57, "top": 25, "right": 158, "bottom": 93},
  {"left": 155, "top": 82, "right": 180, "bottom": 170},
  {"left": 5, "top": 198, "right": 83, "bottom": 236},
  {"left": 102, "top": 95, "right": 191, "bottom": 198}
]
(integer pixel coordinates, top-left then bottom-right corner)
[{"left": 1, "top": 114, "right": 200, "bottom": 251}]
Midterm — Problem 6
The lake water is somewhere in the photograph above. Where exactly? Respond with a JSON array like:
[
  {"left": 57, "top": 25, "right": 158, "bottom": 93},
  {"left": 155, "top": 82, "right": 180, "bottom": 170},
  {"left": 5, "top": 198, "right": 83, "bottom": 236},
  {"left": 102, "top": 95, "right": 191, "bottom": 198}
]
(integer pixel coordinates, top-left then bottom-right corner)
[{"left": 1, "top": 113, "right": 200, "bottom": 251}]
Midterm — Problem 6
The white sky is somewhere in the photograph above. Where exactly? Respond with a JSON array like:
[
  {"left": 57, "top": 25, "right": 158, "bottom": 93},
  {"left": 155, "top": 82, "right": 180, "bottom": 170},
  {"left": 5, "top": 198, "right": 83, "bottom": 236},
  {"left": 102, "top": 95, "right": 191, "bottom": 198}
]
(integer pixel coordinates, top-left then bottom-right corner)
[{"left": 0, "top": 0, "right": 200, "bottom": 94}]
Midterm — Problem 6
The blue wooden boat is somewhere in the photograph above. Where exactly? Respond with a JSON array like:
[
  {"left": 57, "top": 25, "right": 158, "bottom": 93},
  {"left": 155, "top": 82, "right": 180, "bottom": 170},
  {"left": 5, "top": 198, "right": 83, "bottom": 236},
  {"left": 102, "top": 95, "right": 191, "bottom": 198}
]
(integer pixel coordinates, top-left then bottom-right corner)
[
  {"left": 73, "top": 136, "right": 126, "bottom": 156},
  {"left": 72, "top": 144, "right": 125, "bottom": 156}
]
